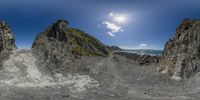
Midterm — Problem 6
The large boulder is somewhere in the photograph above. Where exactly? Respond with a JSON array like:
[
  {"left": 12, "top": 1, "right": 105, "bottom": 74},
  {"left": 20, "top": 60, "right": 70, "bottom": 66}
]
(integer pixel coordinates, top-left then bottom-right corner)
[
  {"left": 158, "top": 19, "right": 200, "bottom": 80},
  {"left": 32, "top": 19, "right": 109, "bottom": 69}
]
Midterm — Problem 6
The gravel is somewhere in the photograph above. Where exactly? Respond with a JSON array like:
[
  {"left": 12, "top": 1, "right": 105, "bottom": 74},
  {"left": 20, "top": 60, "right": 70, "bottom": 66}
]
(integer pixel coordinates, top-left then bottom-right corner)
[{"left": 0, "top": 49, "right": 199, "bottom": 100}]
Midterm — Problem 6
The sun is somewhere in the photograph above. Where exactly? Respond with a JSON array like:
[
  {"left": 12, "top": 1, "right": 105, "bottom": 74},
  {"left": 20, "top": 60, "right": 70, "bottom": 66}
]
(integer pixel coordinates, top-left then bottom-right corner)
[
  {"left": 108, "top": 12, "right": 128, "bottom": 24},
  {"left": 113, "top": 14, "right": 127, "bottom": 24}
]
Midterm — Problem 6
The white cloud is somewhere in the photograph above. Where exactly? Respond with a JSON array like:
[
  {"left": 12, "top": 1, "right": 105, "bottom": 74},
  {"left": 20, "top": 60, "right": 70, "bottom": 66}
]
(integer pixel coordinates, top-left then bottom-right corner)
[
  {"left": 109, "top": 12, "right": 114, "bottom": 17},
  {"left": 102, "top": 21, "right": 123, "bottom": 37},
  {"left": 136, "top": 43, "right": 153, "bottom": 49},
  {"left": 107, "top": 32, "right": 115, "bottom": 37},
  {"left": 101, "top": 12, "right": 127, "bottom": 37},
  {"left": 139, "top": 43, "right": 148, "bottom": 47}
]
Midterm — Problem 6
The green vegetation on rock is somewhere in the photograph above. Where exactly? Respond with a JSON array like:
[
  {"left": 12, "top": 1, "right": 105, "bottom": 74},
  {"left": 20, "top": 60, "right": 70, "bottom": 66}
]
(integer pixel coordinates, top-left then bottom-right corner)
[
  {"left": 0, "top": 21, "right": 16, "bottom": 51},
  {"left": 66, "top": 28, "right": 109, "bottom": 56},
  {"left": 32, "top": 19, "right": 110, "bottom": 59}
]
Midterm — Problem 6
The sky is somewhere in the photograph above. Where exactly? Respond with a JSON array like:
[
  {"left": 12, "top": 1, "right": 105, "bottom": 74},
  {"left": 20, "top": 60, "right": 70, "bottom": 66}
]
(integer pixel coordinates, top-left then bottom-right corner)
[{"left": 0, "top": 0, "right": 200, "bottom": 50}]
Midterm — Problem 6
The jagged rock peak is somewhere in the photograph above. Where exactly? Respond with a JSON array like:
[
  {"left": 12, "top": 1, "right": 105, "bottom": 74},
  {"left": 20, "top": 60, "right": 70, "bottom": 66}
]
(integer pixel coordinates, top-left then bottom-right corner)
[
  {"left": 176, "top": 18, "right": 200, "bottom": 37},
  {"left": 0, "top": 21, "right": 16, "bottom": 52},
  {"left": 33, "top": 19, "right": 109, "bottom": 57},
  {"left": 158, "top": 18, "right": 200, "bottom": 80},
  {"left": 51, "top": 19, "right": 69, "bottom": 32},
  {"left": 32, "top": 19, "right": 110, "bottom": 70},
  {"left": 46, "top": 19, "right": 69, "bottom": 40}
]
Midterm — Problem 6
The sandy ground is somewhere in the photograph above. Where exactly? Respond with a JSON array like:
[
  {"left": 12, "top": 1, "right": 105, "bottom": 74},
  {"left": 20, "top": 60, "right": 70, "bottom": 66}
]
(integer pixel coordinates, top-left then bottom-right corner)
[{"left": 0, "top": 49, "right": 199, "bottom": 100}]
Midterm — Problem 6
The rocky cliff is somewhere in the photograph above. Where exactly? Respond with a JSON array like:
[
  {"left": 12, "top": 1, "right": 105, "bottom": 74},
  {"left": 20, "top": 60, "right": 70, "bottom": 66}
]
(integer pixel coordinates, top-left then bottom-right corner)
[
  {"left": 0, "top": 21, "right": 16, "bottom": 64},
  {"left": 32, "top": 19, "right": 109, "bottom": 70},
  {"left": 0, "top": 21, "right": 16, "bottom": 51},
  {"left": 158, "top": 19, "right": 200, "bottom": 80}
]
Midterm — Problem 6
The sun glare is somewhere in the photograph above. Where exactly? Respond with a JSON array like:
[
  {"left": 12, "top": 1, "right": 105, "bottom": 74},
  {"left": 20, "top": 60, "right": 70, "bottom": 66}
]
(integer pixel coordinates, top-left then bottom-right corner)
[{"left": 113, "top": 14, "right": 127, "bottom": 24}]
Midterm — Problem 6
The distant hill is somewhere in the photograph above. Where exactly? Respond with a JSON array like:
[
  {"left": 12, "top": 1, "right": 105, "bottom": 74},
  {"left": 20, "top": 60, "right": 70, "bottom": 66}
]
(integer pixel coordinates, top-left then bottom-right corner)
[{"left": 119, "top": 49, "right": 163, "bottom": 56}]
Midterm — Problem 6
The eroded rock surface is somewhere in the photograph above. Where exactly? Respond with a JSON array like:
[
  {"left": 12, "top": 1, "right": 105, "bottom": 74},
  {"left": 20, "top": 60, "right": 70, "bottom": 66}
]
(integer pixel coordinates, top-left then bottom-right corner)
[
  {"left": 0, "top": 21, "right": 16, "bottom": 51},
  {"left": 158, "top": 19, "right": 200, "bottom": 80},
  {"left": 0, "top": 49, "right": 99, "bottom": 94},
  {"left": 32, "top": 19, "right": 109, "bottom": 72},
  {"left": 0, "top": 21, "right": 16, "bottom": 66}
]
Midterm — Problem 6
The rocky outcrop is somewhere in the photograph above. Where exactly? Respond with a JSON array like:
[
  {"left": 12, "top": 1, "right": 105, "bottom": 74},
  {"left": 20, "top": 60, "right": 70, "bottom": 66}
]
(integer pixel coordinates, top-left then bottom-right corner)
[
  {"left": 114, "top": 52, "right": 160, "bottom": 65},
  {"left": 32, "top": 19, "right": 109, "bottom": 70},
  {"left": 0, "top": 21, "right": 16, "bottom": 64},
  {"left": 158, "top": 19, "right": 200, "bottom": 80},
  {"left": 0, "top": 21, "right": 16, "bottom": 51}
]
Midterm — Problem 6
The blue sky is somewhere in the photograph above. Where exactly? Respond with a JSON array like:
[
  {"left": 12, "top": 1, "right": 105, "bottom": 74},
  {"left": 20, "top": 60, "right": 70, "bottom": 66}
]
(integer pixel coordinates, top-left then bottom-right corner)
[{"left": 0, "top": 0, "right": 200, "bottom": 49}]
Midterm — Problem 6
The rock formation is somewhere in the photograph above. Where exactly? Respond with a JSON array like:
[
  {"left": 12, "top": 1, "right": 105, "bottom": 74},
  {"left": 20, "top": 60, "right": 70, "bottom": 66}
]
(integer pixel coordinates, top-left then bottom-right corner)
[
  {"left": 32, "top": 19, "right": 109, "bottom": 70},
  {"left": 0, "top": 21, "right": 16, "bottom": 64},
  {"left": 0, "top": 21, "right": 16, "bottom": 51},
  {"left": 158, "top": 19, "right": 200, "bottom": 80}
]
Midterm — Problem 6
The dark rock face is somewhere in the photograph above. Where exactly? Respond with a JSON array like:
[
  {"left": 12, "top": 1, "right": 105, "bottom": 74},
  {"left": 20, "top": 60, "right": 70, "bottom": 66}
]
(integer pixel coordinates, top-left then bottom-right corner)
[
  {"left": 158, "top": 19, "right": 200, "bottom": 80},
  {"left": 114, "top": 52, "right": 160, "bottom": 65},
  {"left": 0, "top": 21, "right": 16, "bottom": 51},
  {"left": 0, "top": 21, "right": 16, "bottom": 63},
  {"left": 47, "top": 19, "right": 69, "bottom": 41},
  {"left": 32, "top": 19, "right": 109, "bottom": 69}
]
